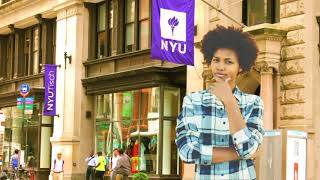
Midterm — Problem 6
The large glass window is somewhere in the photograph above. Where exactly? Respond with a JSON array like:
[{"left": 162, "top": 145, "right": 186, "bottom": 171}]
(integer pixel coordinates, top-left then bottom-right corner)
[
  {"left": 95, "top": 87, "right": 160, "bottom": 174},
  {"left": 243, "top": 0, "right": 279, "bottom": 26},
  {"left": 1, "top": 102, "right": 52, "bottom": 169},
  {"left": 138, "top": 0, "right": 150, "bottom": 50},
  {"left": 97, "top": 3, "right": 106, "bottom": 58},
  {"left": 22, "top": 26, "right": 43, "bottom": 76},
  {"left": 0, "top": 36, "right": 8, "bottom": 80},
  {"left": 163, "top": 87, "right": 180, "bottom": 175},
  {"left": 6, "top": 36, "right": 14, "bottom": 79},
  {"left": 32, "top": 27, "right": 39, "bottom": 74},
  {"left": 96, "top": 1, "right": 113, "bottom": 58},
  {"left": 125, "top": 0, "right": 135, "bottom": 52}
]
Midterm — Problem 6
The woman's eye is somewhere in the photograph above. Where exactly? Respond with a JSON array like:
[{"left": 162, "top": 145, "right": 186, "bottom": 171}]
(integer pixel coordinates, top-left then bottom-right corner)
[
  {"left": 226, "top": 60, "right": 233, "bottom": 64},
  {"left": 212, "top": 58, "right": 219, "bottom": 62}
]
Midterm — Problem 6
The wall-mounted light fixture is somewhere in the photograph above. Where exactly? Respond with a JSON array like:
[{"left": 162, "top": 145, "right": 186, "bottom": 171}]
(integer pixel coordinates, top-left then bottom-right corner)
[{"left": 64, "top": 52, "right": 72, "bottom": 69}]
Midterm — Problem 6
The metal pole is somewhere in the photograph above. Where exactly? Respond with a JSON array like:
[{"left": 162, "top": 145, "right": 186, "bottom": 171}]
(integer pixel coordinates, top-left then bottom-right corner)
[
  {"left": 23, "top": 97, "right": 28, "bottom": 167},
  {"left": 200, "top": 0, "right": 247, "bottom": 28}
]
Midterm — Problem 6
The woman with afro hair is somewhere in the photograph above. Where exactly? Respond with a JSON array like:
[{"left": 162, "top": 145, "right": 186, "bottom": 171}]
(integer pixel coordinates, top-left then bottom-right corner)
[{"left": 176, "top": 25, "right": 265, "bottom": 180}]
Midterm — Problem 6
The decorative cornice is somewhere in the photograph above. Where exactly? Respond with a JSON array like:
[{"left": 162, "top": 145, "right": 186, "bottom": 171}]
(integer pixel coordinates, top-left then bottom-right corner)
[
  {"left": 255, "top": 61, "right": 275, "bottom": 74},
  {"left": 55, "top": 0, "right": 83, "bottom": 20},
  {"left": 244, "top": 23, "right": 287, "bottom": 42},
  {"left": 56, "top": 5, "right": 82, "bottom": 20}
]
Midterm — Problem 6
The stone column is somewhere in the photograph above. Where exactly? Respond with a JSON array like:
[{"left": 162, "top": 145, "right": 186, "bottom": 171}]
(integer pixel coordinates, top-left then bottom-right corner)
[
  {"left": 51, "top": 2, "right": 93, "bottom": 179},
  {"left": 245, "top": 24, "right": 287, "bottom": 130},
  {"left": 257, "top": 63, "right": 274, "bottom": 130}
]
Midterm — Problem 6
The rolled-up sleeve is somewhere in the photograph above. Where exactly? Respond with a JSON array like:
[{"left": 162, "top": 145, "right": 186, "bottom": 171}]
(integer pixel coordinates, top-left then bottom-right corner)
[
  {"left": 232, "top": 96, "right": 265, "bottom": 159},
  {"left": 175, "top": 95, "right": 213, "bottom": 165}
]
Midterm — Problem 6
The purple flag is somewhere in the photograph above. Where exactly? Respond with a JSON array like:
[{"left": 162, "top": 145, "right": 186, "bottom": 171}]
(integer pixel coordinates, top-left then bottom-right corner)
[
  {"left": 43, "top": 64, "right": 57, "bottom": 116},
  {"left": 151, "top": 0, "right": 195, "bottom": 66}
]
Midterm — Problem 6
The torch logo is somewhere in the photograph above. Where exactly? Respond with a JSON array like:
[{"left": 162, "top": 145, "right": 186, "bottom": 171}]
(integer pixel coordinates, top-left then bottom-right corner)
[
  {"left": 160, "top": 8, "right": 186, "bottom": 42},
  {"left": 168, "top": 16, "right": 179, "bottom": 36}
]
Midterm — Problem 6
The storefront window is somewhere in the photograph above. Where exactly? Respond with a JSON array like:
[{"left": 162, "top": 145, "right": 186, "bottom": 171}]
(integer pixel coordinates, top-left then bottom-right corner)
[
  {"left": 163, "top": 87, "right": 180, "bottom": 175},
  {"left": 95, "top": 87, "right": 160, "bottom": 174},
  {"left": 1, "top": 102, "right": 52, "bottom": 169}
]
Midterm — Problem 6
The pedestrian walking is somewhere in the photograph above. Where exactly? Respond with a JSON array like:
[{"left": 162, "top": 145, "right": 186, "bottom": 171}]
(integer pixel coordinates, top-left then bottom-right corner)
[
  {"left": 95, "top": 152, "right": 106, "bottom": 180},
  {"left": 85, "top": 151, "right": 97, "bottom": 180},
  {"left": 51, "top": 152, "right": 64, "bottom": 180}
]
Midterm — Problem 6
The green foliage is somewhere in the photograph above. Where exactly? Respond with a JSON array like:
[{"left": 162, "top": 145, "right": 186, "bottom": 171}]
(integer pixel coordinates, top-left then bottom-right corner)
[{"left": 132, "top": 172, "right": 149, "bottom": 180}]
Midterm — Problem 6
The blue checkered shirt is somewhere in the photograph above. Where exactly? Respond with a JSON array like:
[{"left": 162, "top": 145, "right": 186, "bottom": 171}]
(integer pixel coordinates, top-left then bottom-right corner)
[{"left": 176, "top": 86, "right": 264, "bottom": 180}]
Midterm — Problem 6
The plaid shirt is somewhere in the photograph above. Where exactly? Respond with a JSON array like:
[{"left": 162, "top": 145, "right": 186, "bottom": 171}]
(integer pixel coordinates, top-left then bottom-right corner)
[{"left": 176, "top": 86, "right": 264, "bottom": 180}]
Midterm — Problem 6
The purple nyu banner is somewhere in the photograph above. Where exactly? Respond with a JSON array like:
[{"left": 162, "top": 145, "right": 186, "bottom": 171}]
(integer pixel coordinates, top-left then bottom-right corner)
[
  {"left": 151, "top": 0, "right": 195, "bottom": 66},
  {"left": 43, "top": 64, "right": 57, "bottom": 116}
]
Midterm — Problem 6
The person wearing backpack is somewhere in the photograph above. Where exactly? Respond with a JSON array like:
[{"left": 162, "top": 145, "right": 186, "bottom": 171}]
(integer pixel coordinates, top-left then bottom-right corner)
[
  {"left": 10, "top": 149, "right": 19, "bottom": 179},
  {"left": 10, "top": 149, "right": 19, "bottom": 170},
  {"left": 51, "top": 152, "right": 64, "bottom": 180}
]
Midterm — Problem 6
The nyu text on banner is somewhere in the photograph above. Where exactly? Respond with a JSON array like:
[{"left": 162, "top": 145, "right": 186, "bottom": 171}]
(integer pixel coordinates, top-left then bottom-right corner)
[
  {"left": 43, "top": 64, "right": 57, "bottom": 116},
  {"left": 151, "top": 0, "right": 195, "bottom": 66}
]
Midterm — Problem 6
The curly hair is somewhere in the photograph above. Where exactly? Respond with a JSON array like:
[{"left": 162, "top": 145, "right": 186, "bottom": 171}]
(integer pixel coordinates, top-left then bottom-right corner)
[{"left": 201, "top": 25, "right": 259, "bottom": 72}]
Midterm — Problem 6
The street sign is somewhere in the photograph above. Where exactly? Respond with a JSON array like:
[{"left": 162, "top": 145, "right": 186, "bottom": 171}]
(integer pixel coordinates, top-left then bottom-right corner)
[
  {"left": 24, "top": 96, "right": 34, "bottom": 114},
  {"left": 17, "top": 97, "right": 24, "bottom": 109},
  {"left": 19, "top": 83, "right": 30, "bottom": 97},
  {"left": 25, "top": 97, "right": 34, "bottom": 109}
]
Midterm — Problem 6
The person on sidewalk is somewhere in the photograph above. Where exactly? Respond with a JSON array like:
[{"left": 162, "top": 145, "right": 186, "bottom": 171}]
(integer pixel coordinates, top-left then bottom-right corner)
[
  {"left": 51, "top": 152, "right": 64, "bottom": 180},
  {"left": 85, "top": 151, "right": 97, "bottom": 180},
  {"left": 111, "top": 149, "right": 131, "bottom": 180},
  {"left": 95, "top": 152, "right": 106, "bottom": 180}
]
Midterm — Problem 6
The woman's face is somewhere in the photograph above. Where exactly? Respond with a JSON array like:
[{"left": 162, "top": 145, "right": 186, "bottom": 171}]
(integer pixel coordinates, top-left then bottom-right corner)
[{"left": 210, "top": 48, "right": 242, "bottom": 89}]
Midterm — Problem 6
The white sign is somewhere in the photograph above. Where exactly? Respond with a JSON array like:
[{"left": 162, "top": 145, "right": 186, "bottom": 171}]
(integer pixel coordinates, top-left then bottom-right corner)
[
  {"left": 0, "top": 111, "right": 4, "bottom": 122},
  {"left": 286, "top": 135, "right": 307, "bottom": 180},
  {"left": 160, "top": 8, "right": 186, "bottom": 42}
]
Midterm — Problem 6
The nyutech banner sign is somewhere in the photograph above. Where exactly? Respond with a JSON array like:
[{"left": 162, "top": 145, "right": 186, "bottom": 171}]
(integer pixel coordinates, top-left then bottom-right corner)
[
  {"left": 151, "top": 0, "right": 195, "bottom": 66},
  {"left": 43, "top": 64, "right": 57, "bottom": 116}
]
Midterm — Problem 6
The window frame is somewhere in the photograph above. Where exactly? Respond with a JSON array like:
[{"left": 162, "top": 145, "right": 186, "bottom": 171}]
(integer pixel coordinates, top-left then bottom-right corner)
[
  {"left": 242, "top": 0, "right": 280, "bottom": 26},
  {"left": 123, "top": 0, "right": 151, "bottom": 52},
  {"left": 96, "top": 1, "right": 113, "bottom": 58}
]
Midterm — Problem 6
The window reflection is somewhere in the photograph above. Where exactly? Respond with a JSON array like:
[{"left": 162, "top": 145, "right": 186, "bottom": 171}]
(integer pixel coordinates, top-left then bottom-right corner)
[
  {"left": 1, "top": 102, "right": 52, "bottom": 169},
  {"left": 95, "top": 87, "right": 160, "bottom": 174}
]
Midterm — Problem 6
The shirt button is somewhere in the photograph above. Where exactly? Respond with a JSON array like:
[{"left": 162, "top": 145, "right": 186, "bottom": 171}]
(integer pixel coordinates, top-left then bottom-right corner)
[
  {"left": 234, "top": 138, "right": 237, "bottom": 141},
  {"left": 223, "top": 121, "right": 226, "bottom": 125}
]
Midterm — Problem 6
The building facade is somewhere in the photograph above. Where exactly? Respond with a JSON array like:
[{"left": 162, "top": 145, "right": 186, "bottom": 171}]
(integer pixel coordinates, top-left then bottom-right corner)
[{"left": 0, "top": 0, "right": 319, "bottom": 179}]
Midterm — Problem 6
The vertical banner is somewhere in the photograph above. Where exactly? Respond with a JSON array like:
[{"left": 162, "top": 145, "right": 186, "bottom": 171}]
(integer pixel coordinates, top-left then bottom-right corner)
[
  {"left": 151, "top": 0, "right": 195, "bottom": 66},
  {"left": 43, "top": 64, "right": 57, "bottom": 116}
]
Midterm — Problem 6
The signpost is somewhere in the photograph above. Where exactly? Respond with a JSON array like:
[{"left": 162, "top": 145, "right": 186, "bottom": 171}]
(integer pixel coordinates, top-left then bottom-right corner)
[{"left": 18, "top": 83, "right": 32, "bottom": 164}]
